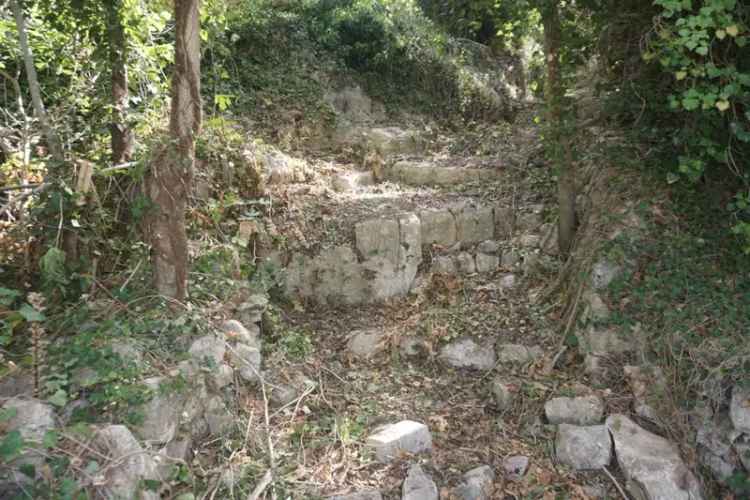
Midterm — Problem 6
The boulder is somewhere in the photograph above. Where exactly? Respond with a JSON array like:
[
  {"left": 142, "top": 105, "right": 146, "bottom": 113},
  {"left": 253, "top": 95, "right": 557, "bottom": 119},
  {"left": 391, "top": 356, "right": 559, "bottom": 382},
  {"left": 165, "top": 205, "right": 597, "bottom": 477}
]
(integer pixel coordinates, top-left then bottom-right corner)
[
  {"left": 347, "top": 329, "right": 388, "bottom": 359},
  {"left": 545, "top": 396, "right": 604, "bottom": 425},
  {"left": 402, "top": 463, "right": 438, "bottom": 500},
  {"left": 91, "top": 425, "right": 159, "bottom": 500},
  {"left": 1, "top": 397, "right": 55, "bottom": 479},
  {"left": 439, "top": 337, "right": 496, "bottom": 370},
  {"left": 453, "top": 465, "right": 495, "bottom": 500},
  {"left": 356, "top": 218, "right": 400, "bottom": 264},
  {"left": 367, "top": 420, "right": 433, "bottom": 463},
  {"left": 188, "top": 335, "right": 226, "bottom": 366},
  {"left": 730, "top": 385, "right": 750, "bottom": 434},
  {"left": 606, "top": 414, "right": 704, "bottom": 500},
  {"left": 496, "top": 344, "right": 542, "bottom": 365},
  {"left": 135, "top": 377, "right": 185, "bottom": 444},
  {"left": 432, "top": 256, "right": 456, "bottom": 275},
  {"left": 229, "top": 343, "right": 262, "bottom": 382},
  {"left": 477, "top": 240, "right": 501, "bottom": 254},
  {"left": 555, "top": 424, "right": 612, "bottom": 470}
]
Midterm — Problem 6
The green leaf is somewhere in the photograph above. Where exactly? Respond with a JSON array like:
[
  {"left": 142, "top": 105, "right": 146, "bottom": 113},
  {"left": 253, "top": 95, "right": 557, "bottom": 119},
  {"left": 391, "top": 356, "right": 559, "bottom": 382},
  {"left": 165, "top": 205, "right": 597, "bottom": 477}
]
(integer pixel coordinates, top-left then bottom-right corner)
[
  {"left": 0, "top": 407, "right": 18, "bottom": 423},
  {"left": 48, "top": 389, "right": 68, "bottom": 407},
  {"left": 43, "top": 430, "right": 58, "bottom": 449},
  {"left": 18, "top": 304, "right": 45, "bottom": 323},
  {"left": 695, "top": 45, "right": 709, "bottom": 55},
  {"left": 0, "top": 287, "right": 20, "bottom": 307},
  {"left": 0, "top": 430, "right": 25, "bottom": 461},
  {"left": 19, "top": 463, "right": 35, "bottom": 478}
]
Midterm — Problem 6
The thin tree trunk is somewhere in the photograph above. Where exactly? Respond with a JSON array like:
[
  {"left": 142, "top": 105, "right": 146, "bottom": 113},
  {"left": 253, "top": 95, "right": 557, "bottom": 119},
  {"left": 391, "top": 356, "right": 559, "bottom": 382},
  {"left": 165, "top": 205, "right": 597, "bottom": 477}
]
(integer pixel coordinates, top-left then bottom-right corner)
[
  {"left": 106, "top": 1, "right": 134, "bottom": 164},
  {"left": 11, "top": 0, "right": 62, "bottom": 162},
  {"left": 542, "top": 0, "right": 576, "bottom": 255},
  {"left": 145, "top": 0, "right": 202, "bottom": 301}
]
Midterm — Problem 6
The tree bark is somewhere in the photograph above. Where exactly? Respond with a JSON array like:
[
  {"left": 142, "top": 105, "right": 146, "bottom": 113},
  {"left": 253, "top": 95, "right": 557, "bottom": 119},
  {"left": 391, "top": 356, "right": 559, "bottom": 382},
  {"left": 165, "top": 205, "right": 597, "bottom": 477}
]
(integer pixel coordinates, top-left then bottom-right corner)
[
  {"left": 11, "top": 0, "right": 62, "bottom": 163},
  {"left": 145, "top": 0, "right": 202, "bottom": 301},
  {"left": 106, "top": 1, "right": 134, "bottom": 164},
  {"left": 542, "top": 0, "right": 576, "bottom": 255}
]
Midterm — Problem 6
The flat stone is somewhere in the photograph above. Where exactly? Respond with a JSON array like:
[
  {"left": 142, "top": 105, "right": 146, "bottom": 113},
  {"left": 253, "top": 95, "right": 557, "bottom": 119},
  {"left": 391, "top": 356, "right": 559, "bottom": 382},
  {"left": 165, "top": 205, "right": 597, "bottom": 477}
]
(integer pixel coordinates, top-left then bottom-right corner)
[
  {"left": 501, "top": 250, "right": 521, "bottom": 269},
  {"left": 606, "top": 414, "right": 704, "bottom": 500},
  {"left": 494, "top": 207, "right": 514, "bottom": 239},
  {"left": 229, "top": 343, "right": 262, "bottom": 382},
  {"left": 730, "top": 385, "right": 750, "bottom": 434},
  {"left": 454, "top": 206, "right": 495, "bottom": 245},
  {"left": 347, "top": 329, "right": 387, "bottom": 359},
  {"left": 367, "top": 420, "right": 432, "bottom": 463},
  {"left": 503, "top": 455, "right": 529, "bottom": 481},
  {"left": 496, "top": 344, "right": 542, "bottom": 365},
  {"left": 490, "top": 379, "right": 516, "bottom": 411},
  {"left": 555, "top": 424, "right": 612, "bottom": 470},
  {"left": 328, "top": 491, "right": 383, "bottom": 500},
  {"left": 365, "top": 127, "right": 422, "bottom": 156},
  {"left": 453, "top": 465, "right": 495, "bottom": 500},
  {"left": 189, "top": 335, "right": 226, "bottom": 366},
  {"left": 517, "top": 234, "right": 541, "bottom": 248},
  {"left": 402, "top": 463, "right": 438, "bottom": 500},
  {"left": 456, "top": 252, "right": 476, "bottom": 274},
  {"left": 420, "top": 209, "right": 457, "bottom": 247},
  {"left": 475, "top": 253, "right": 499, "bottom": 273},
  {"left": 439, "top": 337, "right": 496, "bottom": 370},
  {"left": 135, "top": 377, "right": 186, "bottom": 444},
  {"left": 92, "top": 425, "right": 159, "bottom": 500},
  {"left": 356, "top": 218, "right": 400, "bottom": 264},
  {"left": 545, "top": 396, "right": 604, "bottom": 425},
  {"left": 477, "top": 240, "right": 500, "bottom": 254},
  {"left": 220, "top": 320, "right": 260, "bottom": 348},
  {"left": 432, "top": 255, "right": 456, "bottom": 274}
]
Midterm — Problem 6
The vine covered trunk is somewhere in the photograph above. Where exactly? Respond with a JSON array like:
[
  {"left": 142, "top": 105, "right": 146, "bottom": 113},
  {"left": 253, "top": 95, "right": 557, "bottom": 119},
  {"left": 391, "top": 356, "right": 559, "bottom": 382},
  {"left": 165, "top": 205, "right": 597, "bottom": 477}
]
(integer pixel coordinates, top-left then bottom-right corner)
[
  {"left": 145, "top": 0, "right": 202, "bottom": 301},
  {"left": 106, "top": 1, "right": 134, "bottom": 165}
]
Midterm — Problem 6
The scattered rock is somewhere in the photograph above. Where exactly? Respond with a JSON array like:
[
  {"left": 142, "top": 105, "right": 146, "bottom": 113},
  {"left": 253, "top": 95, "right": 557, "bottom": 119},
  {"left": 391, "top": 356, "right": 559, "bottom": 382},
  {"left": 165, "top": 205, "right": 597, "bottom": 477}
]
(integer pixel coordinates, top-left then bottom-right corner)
[
  {"left": 221, "top": 320, "right": 260, "bottom": 348},
  {"left": 624, "top": 365, "right": 667, "bottom": 421},
  {"left": 555, "top": 424, "right": 612, "bottom": 470},
  {"left": 400, "top": 336, "right": 430, "bottom": 359},
  {"left": 204, "top": 395, "right": 233, "bottom": 436},
  {"left": 490, "top": 378, "right": 516, "bottom": 411},
  {"left": 503, "top": 455, "right": 529, "bottom": 481},
  {"left": 606, "top": 414, "right": 704, "bottom": 500},
  {"left": 432, "top": 255, "right": 456, "bottom": 274},
  {"left": 475, "top": 253, "right": 499, "bottom": 273},
  {"left": 730, "top": 385, "right": 750, "bottom": 434},
  {"left": 591, "top": 260, "right": 621, "bottom": 290},
  {"left": 545, "top": 396, "right": 604, "bottom": 425},
  {"left": 230, "top": 343, "right": 262, "bottom": 382},
  {"left": 328, "top": 491, "right": 383, "bottom": 500},
  {"left": 453, "top": 465, "right": 495, "bottom": 500},
  {"left": 367, "top": 420, "right": 433, "bottom": 462},
  {"left": 456, "top": 252, "right": 476, "bottom": 274},
  {"left": 498, "top": 274, "right": 516, "bottom": 289},
  {"left": 439, "top": 337, "right": 496, "bottom": 370},
  {"left": 92, "top": 425, "right": 159, "bottom": 500},
  {"left": 1, "top": 397, "right": 55, "bottom": 478},
  {"left": 135, "top": 376, "right": 185, "bottom": 444},
  {"left": 347, "top": 329, "right": 387, "bottom": 359},
  {"left": 420, "top": 209, "right": 457, "bottom": 247},
  {"left": 188, "top": 335, "right": 226, "bottom": 366},
  {"left": 402, "top": 463, "right": 438, "bottom": 500},
  {"left": 496, "top": 344, "right": 542, "bottom": 365}
]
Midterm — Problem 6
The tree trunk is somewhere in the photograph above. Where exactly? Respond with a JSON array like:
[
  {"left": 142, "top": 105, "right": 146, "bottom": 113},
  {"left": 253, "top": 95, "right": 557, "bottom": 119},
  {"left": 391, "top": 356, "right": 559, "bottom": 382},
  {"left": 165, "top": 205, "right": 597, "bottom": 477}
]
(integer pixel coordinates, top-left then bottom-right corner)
[
  {"left": 542, "top": 0, "right": 576, "bottom": 255},
  {"left": 106, "top": 1, "right": 134, "bottom": 164},
  {"left": 11, "top": 0, "right": 62, "bottom": 163},
  {"left": 145, "top": 0, "right": 202, "bottom": 301}
]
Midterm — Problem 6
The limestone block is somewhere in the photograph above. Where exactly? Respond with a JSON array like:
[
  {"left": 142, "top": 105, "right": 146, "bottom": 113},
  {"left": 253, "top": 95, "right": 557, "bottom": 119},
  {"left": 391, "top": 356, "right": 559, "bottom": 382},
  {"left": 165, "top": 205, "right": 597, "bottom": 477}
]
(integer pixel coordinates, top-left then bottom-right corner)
[
  {"left": 545, "top": 396, "right": 604, "bottom": 425},
  {"left": 420, "top": 209, "right": 457, "bottom": 247},
  {"left": 454, "top": 206, "right": 495, "bottom": 245},
  {"left": 556, "top": 424, "right": 612, "bottom": 470},
  {"left": 367, "top": 420, "right": 433, "bottom": 462}
]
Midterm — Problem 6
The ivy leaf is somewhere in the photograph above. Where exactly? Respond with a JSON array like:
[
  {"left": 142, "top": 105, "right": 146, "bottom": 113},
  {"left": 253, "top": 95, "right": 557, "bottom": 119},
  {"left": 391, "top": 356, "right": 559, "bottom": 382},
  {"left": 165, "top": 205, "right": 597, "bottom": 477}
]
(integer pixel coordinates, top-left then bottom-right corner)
[
  {"left": 18, "top": 304, "right": 45, "bottom": 323},
  {"left": 716, "top": 29, "right": 726, "bottom": 39},
  {"left": 675, "top": 70, "right": 687, "bottom": 80},
  {"left": 48, "top": 389, "right": 68, "bottom": 407},
  {"left": 683, "top": 97, "right": 700, "bottom": 110},
  {"left": 726, "top": 25, "right": 739, "bottom": 37},
  {"left": 43, "top": 430, "right": 58, "bottom": 449},
  {"left": 0, "top": 430, "right": 25, "bottom": 461},
  {"left": 695, "top": 45, "right": 709, "bottom": 55},
  {"left": 716, "top": 100, "right": 731, "bottom": 111}
]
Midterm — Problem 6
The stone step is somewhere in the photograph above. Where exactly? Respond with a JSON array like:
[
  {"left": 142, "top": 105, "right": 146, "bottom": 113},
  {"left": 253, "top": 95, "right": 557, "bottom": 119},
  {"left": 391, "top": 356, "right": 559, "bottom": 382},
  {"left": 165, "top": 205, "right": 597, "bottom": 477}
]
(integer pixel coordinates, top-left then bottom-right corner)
[
  {"left": 387, "top": 160, "right": 501, "bottom": 187},
  {"left": 282, "top": 201, "right": 552, "bottom": 305}
]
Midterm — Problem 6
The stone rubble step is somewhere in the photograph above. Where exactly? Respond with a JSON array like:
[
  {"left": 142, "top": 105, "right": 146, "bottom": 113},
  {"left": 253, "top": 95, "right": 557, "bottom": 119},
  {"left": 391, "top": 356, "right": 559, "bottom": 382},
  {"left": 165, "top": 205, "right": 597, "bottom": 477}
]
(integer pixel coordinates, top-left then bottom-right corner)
[
  {"left": 544, "top": 395, "right": 604, "bottom": 426},
  {"left": 366, "top": 420, "right": 433, "bottom": 463}
]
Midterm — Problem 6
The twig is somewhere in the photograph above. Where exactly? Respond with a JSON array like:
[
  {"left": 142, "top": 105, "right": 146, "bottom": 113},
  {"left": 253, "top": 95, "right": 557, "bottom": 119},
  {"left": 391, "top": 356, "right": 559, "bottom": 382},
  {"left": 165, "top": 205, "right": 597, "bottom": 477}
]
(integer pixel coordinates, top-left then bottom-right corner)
[
  {"left": 601, "top": 466, "right": 630, "bottom": 500},
  {"left": 0, "top": 183, "right": 41, "bottom": 192},
  {"left": 0, "top": 182, "right": 47, "bottom": 215},
  {"left": 246, "top": 470, "right": 273, "bottom": 500}
]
